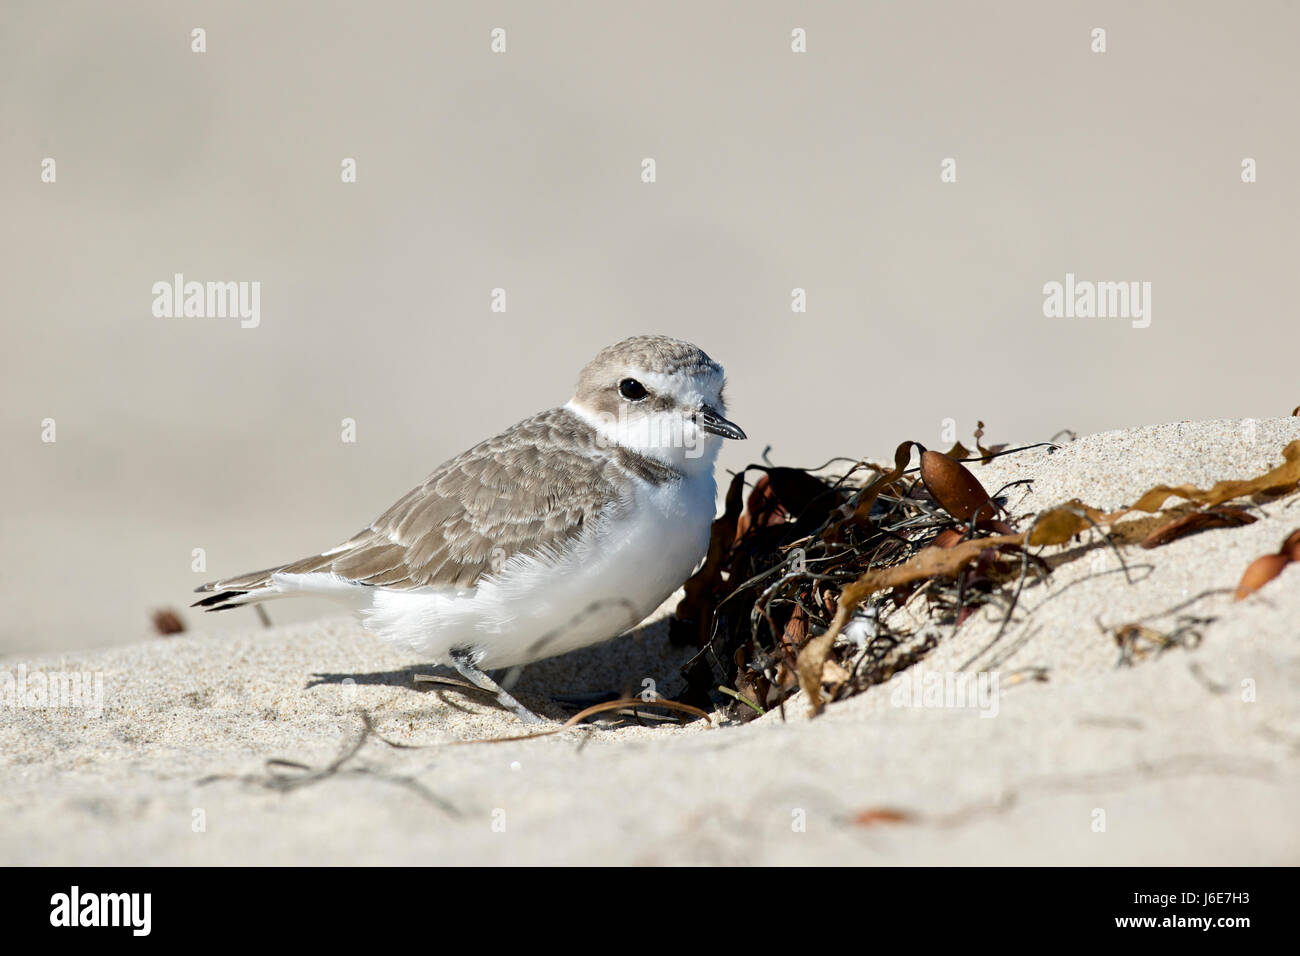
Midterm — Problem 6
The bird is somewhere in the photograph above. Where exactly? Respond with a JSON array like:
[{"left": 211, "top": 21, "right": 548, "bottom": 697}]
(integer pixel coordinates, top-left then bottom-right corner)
[{"left": 193, "top": 335, "right": 745, "bottom": 722}]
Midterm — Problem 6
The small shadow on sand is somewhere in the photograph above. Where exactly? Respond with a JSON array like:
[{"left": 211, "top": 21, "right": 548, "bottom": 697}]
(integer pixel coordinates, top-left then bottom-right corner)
[
  {"left": 305, "top": 614, "right": 696, "bottom": 717},
  {"left": 306, "top": 666, "right": 430, "bottom": 691}
]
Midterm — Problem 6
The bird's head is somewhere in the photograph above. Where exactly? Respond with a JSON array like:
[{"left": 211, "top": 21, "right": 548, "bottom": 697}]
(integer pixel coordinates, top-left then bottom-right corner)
[{"left": 567, "top": 334, "right": 744, "bottom": 476}]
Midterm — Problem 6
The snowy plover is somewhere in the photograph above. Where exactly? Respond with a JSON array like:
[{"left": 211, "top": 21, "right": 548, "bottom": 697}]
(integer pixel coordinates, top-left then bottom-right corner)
[{"left": 194, "top": 335, "right": 745, "bottom": 722}]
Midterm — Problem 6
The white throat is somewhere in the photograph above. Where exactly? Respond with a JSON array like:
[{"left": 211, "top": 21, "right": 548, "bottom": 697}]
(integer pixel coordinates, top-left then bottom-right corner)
[{"left": 564, "top": 400, "right": 722, "bottom": 479}]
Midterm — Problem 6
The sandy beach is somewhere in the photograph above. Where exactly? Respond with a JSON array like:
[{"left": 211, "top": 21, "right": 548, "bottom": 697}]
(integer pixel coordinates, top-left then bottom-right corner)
[{"left": 3, "top": 418, "right": 1297, "bottom": 865}]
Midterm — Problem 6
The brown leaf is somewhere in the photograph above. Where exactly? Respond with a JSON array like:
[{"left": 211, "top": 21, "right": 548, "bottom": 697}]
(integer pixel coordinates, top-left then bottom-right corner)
[
  {"left": 675, "top": 470, "right": 746, "bottom": 639},
  {"left": 867, "top": 533, "right": 1022, "bottom": 590},
  {"left": 735, "top": 473, "right": 783, "bottom": 540},
  {"left": 1027, "top": 502, "right": 1101, "bottom": 546},
  {"left": 1139, "top": 506, "right": 1257, "bottom": 549},
  {"left": 780, "top": 605, "right": 809, "bottom": 655},
  {"left": 834, "top": 441, "right": 917, "bottom": 531},
  {"left": 933, "top": 527, "right": 966, "bottom": 549},
  {"left": 152, "top": 608, "right": 185, "bottom": 635},
  {"left": 1127, "top": 440, "right": 1300, "bottom": 512},
  {"left": 795, "top": 629, "right": 837, "bottom": 716},
  {"left": 1282, "top": 529, "right": 1300, "bottom": 562},
  {"left": 1235, "top": 553, "right": 1290, "bottom": 600},
  {"left": 1035, "top": 442, "right": 1299, "bottom": 545},
  {"left": 920, "top": 450, "right": 997, "bottom": 523},
  {"left": 850, "top": 807, "right": 914, "bottom": 826}
]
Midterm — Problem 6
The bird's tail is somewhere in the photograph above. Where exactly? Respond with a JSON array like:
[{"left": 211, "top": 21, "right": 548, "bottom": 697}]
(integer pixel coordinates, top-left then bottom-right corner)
[{"left": 192, "top": 566, "right": 286, "bottom": 612}]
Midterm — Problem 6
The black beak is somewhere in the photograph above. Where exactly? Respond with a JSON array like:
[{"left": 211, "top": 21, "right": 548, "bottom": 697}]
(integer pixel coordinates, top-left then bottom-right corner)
[{"left": 697, "top": 405, "right": 746, "bottom": 440}]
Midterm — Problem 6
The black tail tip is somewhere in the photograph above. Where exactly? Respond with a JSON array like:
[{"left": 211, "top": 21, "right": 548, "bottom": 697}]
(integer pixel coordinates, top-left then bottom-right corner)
[{"left": 191, "top": 590, "right": 246, "bottom": 611}]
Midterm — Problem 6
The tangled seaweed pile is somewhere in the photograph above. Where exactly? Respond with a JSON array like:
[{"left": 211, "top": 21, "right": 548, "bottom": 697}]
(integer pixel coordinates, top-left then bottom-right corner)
[{"left": 670, "top": 426, "right": 1300, "bottom": 721}]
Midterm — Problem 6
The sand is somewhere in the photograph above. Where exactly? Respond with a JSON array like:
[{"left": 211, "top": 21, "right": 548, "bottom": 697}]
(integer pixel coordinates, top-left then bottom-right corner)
[{"left": 2, "top": 418, "right": 1298, "bottom": 865}]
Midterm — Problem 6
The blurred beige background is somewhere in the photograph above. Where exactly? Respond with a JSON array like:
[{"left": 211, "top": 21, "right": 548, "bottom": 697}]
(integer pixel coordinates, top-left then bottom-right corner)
[{"left": 2, "top": 1, "right": 1297, "bottom": 654}]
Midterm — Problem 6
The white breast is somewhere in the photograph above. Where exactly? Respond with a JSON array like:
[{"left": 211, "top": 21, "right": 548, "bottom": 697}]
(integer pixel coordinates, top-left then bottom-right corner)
[{"left": 356, "top": 470, "right": 717, "bottom": 669}]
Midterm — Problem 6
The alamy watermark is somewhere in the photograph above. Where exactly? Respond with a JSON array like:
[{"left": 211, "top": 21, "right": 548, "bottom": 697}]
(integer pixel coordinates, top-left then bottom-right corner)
[
  {"left": 151, "top": 273, "right": 260, "bottom": 328},
  {"left": 1, "top": 664, "right": 104, "bottom": 717},
  {"left": 50, "top": 886, "right": 150, "bottom": 936},
  {"left": 1042, "top": 272, "right": 1151, "bottom": 329},
  {"left": 587, "top": 404, "right": 709, "bottom": 458},
  {"left": 888, "top": 669, "right": 1000, "bottom": 718}
]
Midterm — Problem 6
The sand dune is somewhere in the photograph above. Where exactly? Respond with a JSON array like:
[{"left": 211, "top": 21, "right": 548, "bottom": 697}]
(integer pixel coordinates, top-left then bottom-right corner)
[{"left": 2, "top": 419, "right": 1297, "bottom": 865}]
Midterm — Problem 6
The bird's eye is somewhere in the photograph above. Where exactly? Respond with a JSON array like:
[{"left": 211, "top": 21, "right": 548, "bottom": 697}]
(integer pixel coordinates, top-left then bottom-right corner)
[{"left": 618, "top": 378, "right": 648, "bottom": 401}]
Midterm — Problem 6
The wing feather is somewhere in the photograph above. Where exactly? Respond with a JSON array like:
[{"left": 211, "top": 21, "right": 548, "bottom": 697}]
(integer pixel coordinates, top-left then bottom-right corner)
[
  {"left": 194, "top": 407, "right": 678, "bottom": 602},
  {"left": 305, "top": 408, "right": 624, "bottom": 591}
]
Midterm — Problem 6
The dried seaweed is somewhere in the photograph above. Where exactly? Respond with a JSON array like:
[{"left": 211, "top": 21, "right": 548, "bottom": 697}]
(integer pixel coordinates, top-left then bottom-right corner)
[
  {"left": 672, "top": 428, "right": 1300, "bottom": 720},
  {"left": 1113, "top": 619, "right": 1208, "bottom": 666},
  {"left": 1139, "top": 506, "right": 1256, "bottom": 549}
]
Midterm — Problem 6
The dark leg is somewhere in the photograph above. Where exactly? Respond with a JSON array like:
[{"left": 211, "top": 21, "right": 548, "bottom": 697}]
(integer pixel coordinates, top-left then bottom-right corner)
[{"left": 450, "top": 650, "right": 544, "bottom": 724}]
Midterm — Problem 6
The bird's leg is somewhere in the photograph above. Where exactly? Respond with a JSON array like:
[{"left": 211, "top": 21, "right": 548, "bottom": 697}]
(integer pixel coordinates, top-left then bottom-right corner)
[{"left": 449, "top": 650, "right": 545, "bottom": 724}]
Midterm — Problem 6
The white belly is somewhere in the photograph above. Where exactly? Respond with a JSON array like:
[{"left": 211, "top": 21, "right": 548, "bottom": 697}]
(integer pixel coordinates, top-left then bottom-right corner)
[{"left": 354, "top": 472, "right": 716, "bottom": 669}]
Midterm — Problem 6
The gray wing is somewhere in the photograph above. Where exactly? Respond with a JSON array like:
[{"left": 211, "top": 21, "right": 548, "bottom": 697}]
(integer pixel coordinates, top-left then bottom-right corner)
[{"left": 195, "top": 408, "right": 629, "bottom": 602}]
